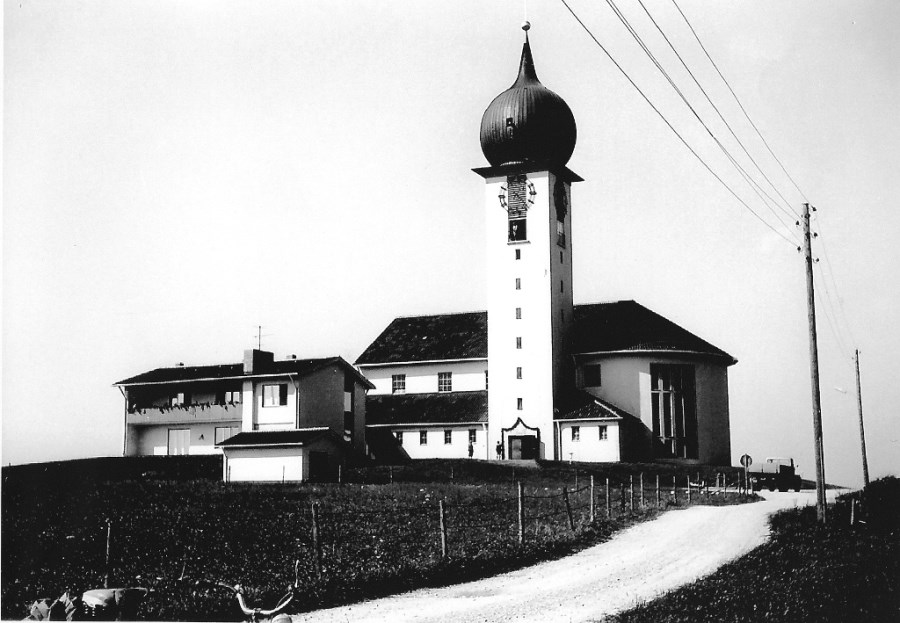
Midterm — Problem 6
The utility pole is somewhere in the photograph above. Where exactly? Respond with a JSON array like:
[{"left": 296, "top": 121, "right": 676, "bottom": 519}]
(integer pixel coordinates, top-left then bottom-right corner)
[
  {"left": 801, "top": 202, "right": 827, "bottom": 523},
  {"left": 854, "top": 349, "right": 870, "bottom": 488}
]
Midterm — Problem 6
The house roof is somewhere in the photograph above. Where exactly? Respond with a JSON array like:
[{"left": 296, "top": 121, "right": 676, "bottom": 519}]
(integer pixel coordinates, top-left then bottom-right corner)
[
  {"left": 555, "top": 395, "right": 631, "bottom": 421},
  {"left": 355, "top": 311, "right": 487, "bottom": 365},
  {"left": 115, "top": 356, "right": 375, "bottom": 389},
  {"left": 356, "top": 301, "right": 735, "bottom": 366},
  {"left": 366, "top": 391, "right": 489, "bottom": 425},
  {"left": 217, "top": 428, "right": 338, "bottom": 448},
  {"left": 570, "top": 301, "right": 737, "bottom": 364}
]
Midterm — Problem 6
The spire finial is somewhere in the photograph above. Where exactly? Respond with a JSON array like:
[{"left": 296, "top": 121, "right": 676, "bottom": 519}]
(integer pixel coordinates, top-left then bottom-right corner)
[{"left": 522, "top": 20, "right": 531, "bottom": 32}]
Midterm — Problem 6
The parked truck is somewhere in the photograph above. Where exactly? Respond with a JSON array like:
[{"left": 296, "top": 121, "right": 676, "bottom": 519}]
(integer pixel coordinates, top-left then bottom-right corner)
[{"left": 748, "top": 457, "right": 803, "bottom": 492}]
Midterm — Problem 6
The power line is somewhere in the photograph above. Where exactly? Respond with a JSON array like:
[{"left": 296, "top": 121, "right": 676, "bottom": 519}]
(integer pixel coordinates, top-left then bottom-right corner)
[
  {"left": 812, "top": 213, "right": 858, "bottom": 349},
  {"left": 635, "top": 0, "right": 799, "bottom": 222},
  {"left": 602, "top": 0, "right": 800, "bottom": 243},
  {"left": 670, "top": 0, "right": 808, "bottom": 204},
  {"left": 556, "top": 0, "right": 798, "bottom": 247}
]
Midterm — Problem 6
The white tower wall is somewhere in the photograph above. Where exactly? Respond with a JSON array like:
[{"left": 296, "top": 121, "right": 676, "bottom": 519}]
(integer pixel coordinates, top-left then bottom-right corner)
[{"left": 484, "top": 170, "right": 574, "bottom": 459}]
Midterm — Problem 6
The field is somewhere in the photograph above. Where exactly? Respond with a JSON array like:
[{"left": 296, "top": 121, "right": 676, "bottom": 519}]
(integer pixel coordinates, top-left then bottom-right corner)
[
  {"left": 606, "top": 476, "right": 900, "bottom": 623},
  {"left": 3, "top": 457, "right": 750, "bottom": 621}
]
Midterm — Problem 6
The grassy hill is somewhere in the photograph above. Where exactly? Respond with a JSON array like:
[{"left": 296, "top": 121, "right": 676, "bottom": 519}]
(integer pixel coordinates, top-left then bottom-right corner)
[{"left": 2, "top": 457, "right": 749, "bottom": 621}]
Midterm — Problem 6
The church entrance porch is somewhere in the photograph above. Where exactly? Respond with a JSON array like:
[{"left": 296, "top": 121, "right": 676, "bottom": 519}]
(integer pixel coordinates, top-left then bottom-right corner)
[
  {"left": 508, "top": 435, "right": 539, "bottom": 460},
  {"left": 501, "top": 417, "right": 543, "bottom": 460}
]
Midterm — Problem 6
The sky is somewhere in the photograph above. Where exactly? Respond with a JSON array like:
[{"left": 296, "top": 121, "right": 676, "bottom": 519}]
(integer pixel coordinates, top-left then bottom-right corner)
[{"left": 4, "top": 0, "right": 899, "bottom": 489}]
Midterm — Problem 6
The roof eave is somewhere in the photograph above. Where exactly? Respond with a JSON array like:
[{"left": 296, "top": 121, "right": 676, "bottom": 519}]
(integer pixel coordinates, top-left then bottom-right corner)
[{"left": 572, "top": 349, "right": 737, "bottom": 366}]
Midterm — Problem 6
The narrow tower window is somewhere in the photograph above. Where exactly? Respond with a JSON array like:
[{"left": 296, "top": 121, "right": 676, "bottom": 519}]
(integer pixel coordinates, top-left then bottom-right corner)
[
  {"left": 515, "top": 307, "right": 522, "bottom": 319},
  {"left": 515, "top": 277, "right": 521, "bottom": 290},
  {"left": 515, "top": 249, "right": 521, "bottom": 260},
  {"left": 516, "top": 337, "right": 522, "bottom": 349},
  {"left": 516, "top": 367, "right": 522, "bottom": 379},
  {"left": 517, "top": 398, "right": 523, "bottom": 410}
]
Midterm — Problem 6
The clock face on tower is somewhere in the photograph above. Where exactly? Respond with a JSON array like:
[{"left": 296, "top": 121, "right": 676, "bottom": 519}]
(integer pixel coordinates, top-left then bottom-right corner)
[{"left": 499, "top": 175, "right": 536, "bottom": 214}]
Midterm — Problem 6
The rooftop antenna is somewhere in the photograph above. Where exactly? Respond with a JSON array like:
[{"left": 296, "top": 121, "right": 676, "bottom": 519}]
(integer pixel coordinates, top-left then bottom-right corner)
[{"left": 254, "top": 325, "right": 272, "bottom": 351}]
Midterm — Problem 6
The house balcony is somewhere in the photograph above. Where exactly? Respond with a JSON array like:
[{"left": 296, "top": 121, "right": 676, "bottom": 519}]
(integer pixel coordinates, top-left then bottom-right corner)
[{"left": 126, "top": 403, "right": 243, "bottom": 426}]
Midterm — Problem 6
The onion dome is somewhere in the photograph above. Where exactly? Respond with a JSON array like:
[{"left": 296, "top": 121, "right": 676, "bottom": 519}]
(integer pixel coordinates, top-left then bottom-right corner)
[{"left": 480, "top": 26, "right": 577, "bottom": 169}]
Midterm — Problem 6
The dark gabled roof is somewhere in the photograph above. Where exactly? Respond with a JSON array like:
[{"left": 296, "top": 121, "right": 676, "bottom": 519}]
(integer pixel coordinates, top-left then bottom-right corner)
[
  {"left": 356, "top": 301, "right": 735, "bottom": 366},
  {"left": 356, "top": 312, "right": 487, "bottom": 365},
  {"left": 570, "top": 301, "right": 736, "bottom": 364},
  {"left": 555, "top": 395, "right": 631, "bottom": 421},
  {"left": 366, "top": 391, "right": 488, "bottom": 425},
  {"left": 115, "top": 356, "right": 375, "bottom": 389},
  {"left": 217, "top": 428, "right": 337, "bottom": 448}
]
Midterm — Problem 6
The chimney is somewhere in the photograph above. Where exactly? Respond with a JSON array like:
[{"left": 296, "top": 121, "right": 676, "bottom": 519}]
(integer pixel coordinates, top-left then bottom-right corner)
[{"left": 243, "top": 349, "right": 274, "bottom": 374}]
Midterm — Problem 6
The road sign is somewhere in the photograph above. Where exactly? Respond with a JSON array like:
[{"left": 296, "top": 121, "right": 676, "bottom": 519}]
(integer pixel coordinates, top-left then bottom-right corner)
[{"left": 740, "top": 454, "right": 753, "bottom": 467}]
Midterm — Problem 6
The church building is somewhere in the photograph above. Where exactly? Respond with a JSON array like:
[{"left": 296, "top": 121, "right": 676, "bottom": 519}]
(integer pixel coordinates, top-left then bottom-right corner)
[
  {"left": 114, "top": 25, "right": 736, "bottom": 476},
  {"left": 357, "top": 25, "right": 736, "bottom": 465}
]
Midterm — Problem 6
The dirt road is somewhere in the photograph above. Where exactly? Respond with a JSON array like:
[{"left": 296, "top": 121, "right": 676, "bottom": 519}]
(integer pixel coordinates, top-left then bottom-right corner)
[{"left": 290, "top": 490, "right": 836, "bottom": 623}]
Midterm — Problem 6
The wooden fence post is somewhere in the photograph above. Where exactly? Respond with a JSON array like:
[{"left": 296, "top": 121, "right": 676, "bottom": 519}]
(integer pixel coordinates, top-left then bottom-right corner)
[
  {"left": 629, "top": 475, "right": 634, "bottom": 512},
  {"left": 656, "top": 474, "right": 661, "bottom": 509},
  {"left": 517, "top": 481, "right": 524, "bottom": 545},
  {"left": 590, "top": 475, "right": 595, "bottom": 523},
  {"left": 639, "top": 473, "right": 644, "bottom": 509},
  {"left": 439, "top": 500, "right": 448, "bottom": 558},
  {"left": 850, "top": 498, "right": 856, "bottom": 526},
  {"left": 672, "top": 475, "right": 677, "bottom": 504},
  {"left": 605, "top": 478, "right": 611, "bottom": 519},
  {"left": 389, "top": 466, "right": 394, "bottom": 485},
  {"left": 311, "top": 502, "right": 322, "bottom": 577},
  {"left": 562, "top": 487, "right": 575, "bottom": 532},
  {"left": 620, "top": 482, "right": 626, "bottom": 512},
  {"left": 687, "top": 474, "right": 692, "bottom": 504},
  {"left": 104, "top": 518, "right": 112, "bottom": 588}
]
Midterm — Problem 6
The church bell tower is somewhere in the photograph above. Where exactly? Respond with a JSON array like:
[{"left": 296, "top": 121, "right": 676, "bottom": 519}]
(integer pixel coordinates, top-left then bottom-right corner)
[{"left": 474, "top": 23, "right": 581, "bottom": 460}]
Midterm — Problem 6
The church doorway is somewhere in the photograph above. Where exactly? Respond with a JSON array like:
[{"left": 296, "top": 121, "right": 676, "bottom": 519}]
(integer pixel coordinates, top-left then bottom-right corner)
[{"left": 508, "top": 435, "right": 538, "bottom": 460}]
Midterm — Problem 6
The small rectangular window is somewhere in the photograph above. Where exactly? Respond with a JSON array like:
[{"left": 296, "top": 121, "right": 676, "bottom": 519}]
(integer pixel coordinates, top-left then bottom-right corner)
[
  {"left": 396, "top": 431, "right": 404, "bottom": 446},
  {"left": 508, "top": 217, "right": 527, "bottom": 242},
  {"left": 444, "top": 430, "right": 452, "bottom": 445},
  {"left": 468, "top": 429, "right": 477, "bottom": 444},
  {"left": 516, "top": 366, "right": 522, "bottom": 379},
  {"left": 572, "top": 426, "right": 580, "bottom": 442},
  {"left": 420, "top": 430, "right": 428, "bottom": 445},
  {"left": 438, "top": 372, "right": 452, "bottom": 392},
  {"left": 171, "top": 392, "right": 186, "bottom": 407},
  {"left": 515, "top": 277, "right": 521, "bottom": 290},
  {"left": 516, "top": 337, "right": 522, "bottom": 349},
  {"left": 262, "top": 384, "right": 288, "bottom": 407},
  {"left": 215, "top": 426, "right": 240, "bottom": 444},
  {"left": 392, "top": 374, "right": 406, "bottom": 394},
  {"left": 517, "top": 398, "right": 523, "bottom": 410},
  {"left": 560, "top": 280, "right": 564, "bottom": 293},
  {"left": 485, "top": 369, "right": 489, "bottom": 389},
  {"left": 583, "top": 364, "right": 602, "bottom": 387},
  {"left": 599, "top": 425, "right": 608, "bottom": 440},
  {"left": 515, "top": 307, "right": 522, "bottom": 319},
  {"left": 224, "top": 390, "right": 241, "bottom": 404},
  {"left": 560, "top": 251, "right": 564, "bottom": 263},
  {"left": 515, "top": 249, "right": 521, "bottom": 260}
]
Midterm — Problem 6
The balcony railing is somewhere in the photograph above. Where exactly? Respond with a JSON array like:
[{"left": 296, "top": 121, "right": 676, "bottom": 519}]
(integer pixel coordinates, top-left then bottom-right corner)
[{"left": 126, "top": 402, "right": 242, "bottom": 426}]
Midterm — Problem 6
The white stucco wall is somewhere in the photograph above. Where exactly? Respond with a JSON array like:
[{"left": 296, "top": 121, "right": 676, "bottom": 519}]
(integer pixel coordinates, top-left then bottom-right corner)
[
  {"left": 362, "top": 360, "right": 488, "bottom": 396},
  {"left": 131, "top": 422, "right": 240, "bottom": 456},
  {"left": 387, "top": 424, "right": 489, "bottom": 460},
  {"left": 224, "top": 447, "right": 305, "bottom": 482},
  {"left": 484, "top": 170, "right": 572, "bottom": 460},
  {"left": 557, "top": 421, "right": 620, "bottom": 463},
  {"left": 578, "top": 354, "right": 732, "bottom": 464}
]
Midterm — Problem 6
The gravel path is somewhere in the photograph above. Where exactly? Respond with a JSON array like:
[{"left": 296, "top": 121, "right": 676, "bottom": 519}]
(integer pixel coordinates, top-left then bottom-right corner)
[{"left": 290, "top": 490, "right": 836, "bottom": 623}]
